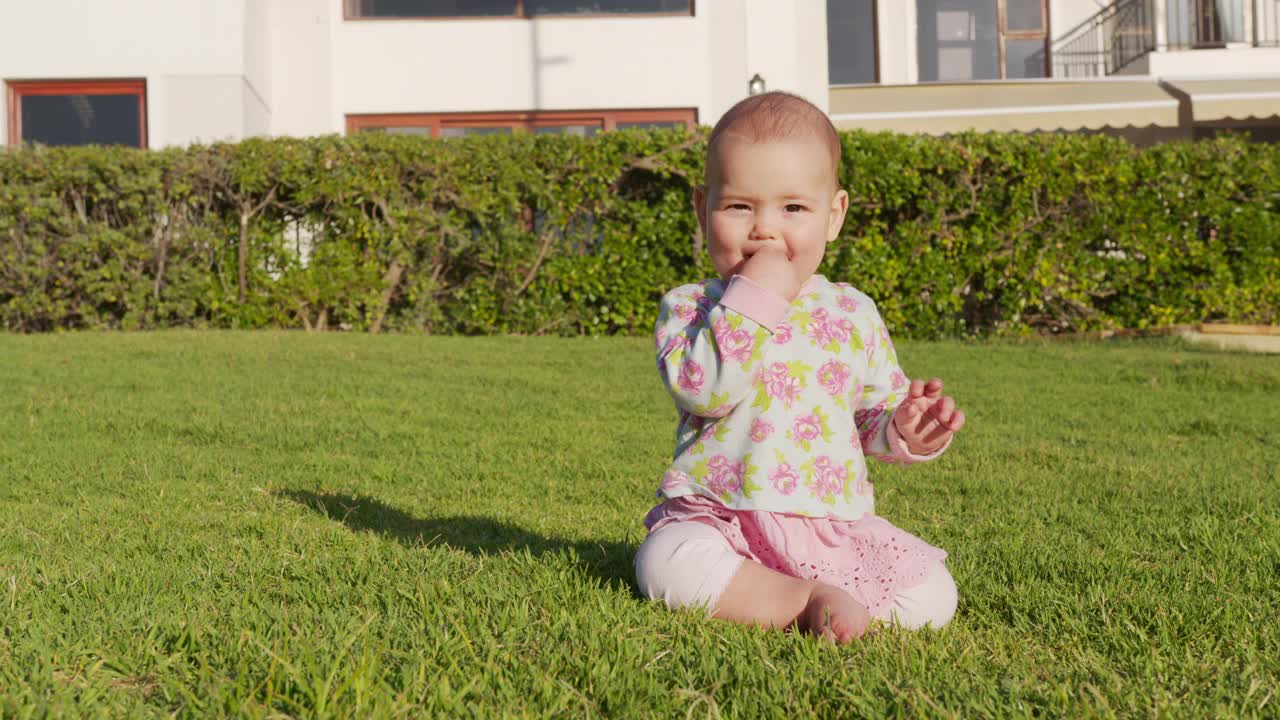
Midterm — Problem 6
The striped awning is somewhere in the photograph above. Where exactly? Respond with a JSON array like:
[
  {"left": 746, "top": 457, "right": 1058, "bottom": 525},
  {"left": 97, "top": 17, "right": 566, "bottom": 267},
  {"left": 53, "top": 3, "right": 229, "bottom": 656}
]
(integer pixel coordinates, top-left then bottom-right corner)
[
  {"left": 829, "top": 79, "right": 1180, "bottom": 134},
  {"left": 1161, "top": 76, "right": 1280, "bottom": 122}
]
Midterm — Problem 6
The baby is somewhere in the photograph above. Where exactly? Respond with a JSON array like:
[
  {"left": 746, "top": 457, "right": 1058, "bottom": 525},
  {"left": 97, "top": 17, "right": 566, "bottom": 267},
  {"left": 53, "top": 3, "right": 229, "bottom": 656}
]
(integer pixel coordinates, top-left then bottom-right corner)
[{"left": 633, "top": 92, "right": 967, "bottom": 643}]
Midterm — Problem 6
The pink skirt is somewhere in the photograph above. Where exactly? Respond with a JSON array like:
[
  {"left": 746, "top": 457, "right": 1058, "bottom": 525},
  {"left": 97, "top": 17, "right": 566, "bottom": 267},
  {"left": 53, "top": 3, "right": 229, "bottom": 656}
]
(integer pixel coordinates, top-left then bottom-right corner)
[{"left": 643, "top": 495, "right": 948, "bottom": 614}]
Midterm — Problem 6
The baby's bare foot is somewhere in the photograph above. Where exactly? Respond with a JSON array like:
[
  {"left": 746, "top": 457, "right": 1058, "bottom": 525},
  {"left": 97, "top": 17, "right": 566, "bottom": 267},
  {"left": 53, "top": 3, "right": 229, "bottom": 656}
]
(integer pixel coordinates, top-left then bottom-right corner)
[{"left": 800, "top": 583, "right": 872, "bottom": 644}]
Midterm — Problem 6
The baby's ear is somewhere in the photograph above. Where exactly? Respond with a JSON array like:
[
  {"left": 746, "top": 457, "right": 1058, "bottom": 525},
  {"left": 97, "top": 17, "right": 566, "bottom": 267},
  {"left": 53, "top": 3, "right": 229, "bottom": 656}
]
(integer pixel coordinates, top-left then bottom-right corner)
[
  {"left": 827, "top": 189, "right": 850, "bottom": 242},
  {"left": 692, "top": 185, "right": 709, "bottom": 234}
]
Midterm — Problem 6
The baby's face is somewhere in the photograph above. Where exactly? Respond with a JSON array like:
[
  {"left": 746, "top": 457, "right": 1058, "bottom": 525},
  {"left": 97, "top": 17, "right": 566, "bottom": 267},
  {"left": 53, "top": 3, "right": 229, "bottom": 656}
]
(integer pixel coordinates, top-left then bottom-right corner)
[{"left": 696, "top": 133, "right": 848, "bottom": 282}]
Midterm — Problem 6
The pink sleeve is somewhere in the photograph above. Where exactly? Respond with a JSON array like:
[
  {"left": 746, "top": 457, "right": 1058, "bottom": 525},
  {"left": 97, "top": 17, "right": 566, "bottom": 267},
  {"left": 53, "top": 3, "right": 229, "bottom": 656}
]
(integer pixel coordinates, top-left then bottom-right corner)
[{"left": 718, "top": 275, "right": 790, "bottom": 332}]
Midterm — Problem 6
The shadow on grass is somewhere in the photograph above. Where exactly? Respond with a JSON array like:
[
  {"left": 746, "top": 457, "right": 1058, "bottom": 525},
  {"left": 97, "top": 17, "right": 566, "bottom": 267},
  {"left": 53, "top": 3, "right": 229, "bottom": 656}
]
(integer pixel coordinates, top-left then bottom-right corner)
[{"left": 277, "top": 489, "right": 639, "bottom": 594}]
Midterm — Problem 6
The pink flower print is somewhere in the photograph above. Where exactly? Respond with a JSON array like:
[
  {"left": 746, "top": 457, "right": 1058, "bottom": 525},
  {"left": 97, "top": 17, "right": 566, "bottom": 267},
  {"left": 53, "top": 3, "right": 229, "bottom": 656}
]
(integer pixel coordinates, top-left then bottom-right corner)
[
  {"left": 727, "top": 329, "right": 754, "bottom": 363},
  {"left": 773, "top": 322, "right": 793, "bottom": 345},
  {"left": 711, "top": 317, "right": 732, "bottom": 352},
  {"left": 806, "top": 308, "right": 853, "bottom": 348},
  {"left": 852, "top": 468, "right": 873, "bottom": 496},
  {"left": 864, "top": 331, "right": 878, "bottom": 365},
  {"left": 808, "top": 455, "right": 848, "bottom": 500},
  {"left": 817, "top": 360, "right": 851, "bottom": 398},
  {"left": 749, "top": 418, "right": 774, "bottom": 443},
  {"left": 805, "top": 308, "right": 831, "bottom": 344},
  {"left": 661, "top": 469, "right": 692, "bottom": 492},
  {"left": 855, "top": 401, "right": 887, "bottom": 447},
  {"left": 791, "top": 413, "right": 823, "bottom": 446},
  {"left": 829, "top": 316, "right": 854, "bottom": 344},
  {"left": 705, "top": 455, "right": 746, "bottom": 497},
  {"left": 880, "top": 324, "right": 901, "bottom": 358},
  {"left": 654, "top": 326, "right": 668, "bottom": 352},
  {"left": 678, "top": 360, "right": 705, "bottom": 395},
  {"left": 762, "top": 362, "right": 801, "bottom": 408},
  {"left": 889, "top": 369, "right": 908, "bottom": 390},
  {"left": 715, "top": 321, "right": 755, "bottom": 366},
  {"left": 770, "top": 463, "right": 800, "bottom": 495},
  {"left": 837, "top": 294, "right": 859, "bottom": 313},
  {"left": 672, "top": 303, "right": 697, "bottom": 322}
]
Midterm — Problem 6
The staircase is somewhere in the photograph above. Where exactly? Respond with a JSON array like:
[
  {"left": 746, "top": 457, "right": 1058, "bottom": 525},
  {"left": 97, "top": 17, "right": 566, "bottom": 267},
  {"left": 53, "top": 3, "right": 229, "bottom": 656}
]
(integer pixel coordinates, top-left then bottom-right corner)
[
  {"left": 1051, "top": 0, "right": 1156, "bottom": 77},
  {"left": 1052, "top": 0, "right": 1280, "bottom": 78}
]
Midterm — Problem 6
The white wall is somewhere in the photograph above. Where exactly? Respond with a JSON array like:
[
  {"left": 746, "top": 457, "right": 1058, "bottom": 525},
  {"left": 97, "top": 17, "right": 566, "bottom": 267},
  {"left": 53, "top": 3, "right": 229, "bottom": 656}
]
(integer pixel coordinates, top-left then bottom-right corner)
[
  {"left": 1052, "top": 0, "right": 1113, "bottom": 49},
  {"left": 876, "top": 1, "right": 917, "bottom": 84},
  {"left": 708, "top": 0, "right": 750, "bottom": 122},
  {"left": 0, "top": 0, "right": 252, "bottom": 147},
  {"left": 156, "top": 76, "right": 248, "bottom": 146},
  {"left": 1148, "top": 47, "right": 1280, "bottom": 76},
  {"left": 794, "top": 0, "right": 832, "bottom": 111},
  {"left": 0, "top": 0, "right": 828, "bottom": 145},
  {"left": 331, "top": 9, "right": 709, "bottom": 128},
  {"left": 327, "top": 1, "right": 829, "bottom": 132},
  {"left": 244, "top": 0, "right": 272, "bottom": 137},
  {"left": 740, "top": 0, "right": 803, "bottom": 105},
  {"left": 268, "top": 0, "right": 333, "bottom": 137}
]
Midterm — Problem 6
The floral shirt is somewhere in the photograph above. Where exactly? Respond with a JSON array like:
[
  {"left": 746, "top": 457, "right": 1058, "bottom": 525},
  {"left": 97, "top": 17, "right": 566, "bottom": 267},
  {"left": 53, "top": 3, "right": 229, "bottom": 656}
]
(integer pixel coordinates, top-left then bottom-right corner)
[{"left": 654, "top": 274, "right": 945, "bottom": 521}]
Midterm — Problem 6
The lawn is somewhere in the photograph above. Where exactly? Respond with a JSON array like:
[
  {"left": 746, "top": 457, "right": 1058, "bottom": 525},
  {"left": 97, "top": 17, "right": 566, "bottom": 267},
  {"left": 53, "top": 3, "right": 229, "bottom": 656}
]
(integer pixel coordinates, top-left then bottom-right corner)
[{"left": 0, "top": 331, "right": 1276, "bottom": 718}]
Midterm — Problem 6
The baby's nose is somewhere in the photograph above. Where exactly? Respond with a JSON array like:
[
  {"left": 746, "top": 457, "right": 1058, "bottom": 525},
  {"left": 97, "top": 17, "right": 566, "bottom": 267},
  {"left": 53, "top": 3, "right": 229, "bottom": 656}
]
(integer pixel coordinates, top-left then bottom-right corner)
[{"left": 749, "top": 220, "right": 779, "bottom": 241}]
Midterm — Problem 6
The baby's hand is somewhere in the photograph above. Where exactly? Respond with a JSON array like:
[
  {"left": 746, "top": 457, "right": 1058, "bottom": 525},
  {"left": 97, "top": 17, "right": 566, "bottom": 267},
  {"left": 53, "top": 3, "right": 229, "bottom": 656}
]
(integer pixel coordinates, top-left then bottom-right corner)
[
  {"left": 740, "top": 245, "right": 805, "bottom": 301},
  {"left": 892, "top": 378, "right": 966, "bottom": 455}
]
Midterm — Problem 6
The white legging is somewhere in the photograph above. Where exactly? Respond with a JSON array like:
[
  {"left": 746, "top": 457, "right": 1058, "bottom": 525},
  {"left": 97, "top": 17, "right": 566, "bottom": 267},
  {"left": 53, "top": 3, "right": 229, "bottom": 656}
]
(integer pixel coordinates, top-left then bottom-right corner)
[{"left": 634, "top": 521, "right": 958, "bottom": 630}]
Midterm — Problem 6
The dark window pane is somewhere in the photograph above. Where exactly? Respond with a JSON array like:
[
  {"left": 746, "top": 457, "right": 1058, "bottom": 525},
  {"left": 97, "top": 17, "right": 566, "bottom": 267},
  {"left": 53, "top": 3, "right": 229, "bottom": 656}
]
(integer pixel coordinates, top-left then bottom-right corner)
[
  {"left": 383, "top": 126, "right": 434, "bottom": 136},
  {"left": 353, "top": 0, "right": 517, "bottom": 17},
  {"left": 533, "top": 124, "right": 600, "bottom": 136},
  {"left": 827, "top": 0, "right": 877, "bottom": 84},
  {"left": 1005, "top": 0, "right": 1043, "bottom": 31},
  {"left": 440, "top": 126, "right": 513, "bottom": 137},
  {"left": 21, "top": 94, "right": 141, "bottom": 147},
  {"left": 1004, "top": 38, "right": 1046, "bottom": 78},
  {"left": 528, "top": 0, "right": 688, "bottom": 15},
  {"left": 616, "top": 121, "right": 683, "bottom": 130},
  {"left": 916, "top": 0, "right": 998, "bottom": 82}
]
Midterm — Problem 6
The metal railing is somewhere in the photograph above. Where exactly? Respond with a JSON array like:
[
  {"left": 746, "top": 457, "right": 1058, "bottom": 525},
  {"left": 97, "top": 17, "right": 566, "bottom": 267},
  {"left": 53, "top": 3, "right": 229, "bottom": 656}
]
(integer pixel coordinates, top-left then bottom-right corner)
[
  {"left": 1052, "top": 0, "right": 1279, "bottom": 78},
  {"left": 1052, "top": 0, "right": 1155, "bottom": 77}
]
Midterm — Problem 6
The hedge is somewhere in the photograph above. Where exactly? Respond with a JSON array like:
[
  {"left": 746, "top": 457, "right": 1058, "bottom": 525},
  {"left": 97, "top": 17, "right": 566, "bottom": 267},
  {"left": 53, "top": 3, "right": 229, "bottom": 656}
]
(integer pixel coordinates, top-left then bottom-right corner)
[{"left": 1, "top": 130, "right": 1276, "bottom": 337}]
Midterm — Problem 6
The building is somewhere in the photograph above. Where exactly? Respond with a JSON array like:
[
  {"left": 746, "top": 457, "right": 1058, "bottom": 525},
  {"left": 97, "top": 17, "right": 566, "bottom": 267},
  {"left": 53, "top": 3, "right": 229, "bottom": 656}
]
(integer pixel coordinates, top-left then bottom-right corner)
[{"left": 3, "top": 0, "right": 1279, "bottom": 148}]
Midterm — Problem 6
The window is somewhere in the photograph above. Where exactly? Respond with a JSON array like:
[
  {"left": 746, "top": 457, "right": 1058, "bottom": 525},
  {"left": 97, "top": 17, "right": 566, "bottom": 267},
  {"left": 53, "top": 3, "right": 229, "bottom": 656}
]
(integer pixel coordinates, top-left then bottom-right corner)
[
  {"left": 6, "top": 80, "right": 147, "bottom": 147},
  {"left": 916, "top": 0, "right": 1047, "bottom": 82},
  {"left": 346, "top": 109, "right": 696, "bottom": 137},
  {"left": 346, "top": 0, "right": 693, "bottom": 19},
  {"left": 827, "top": 0, "right": 878, "bottom": 85},
  {"left": 1167, "top": 0, "right": 1248, "bottom": 49}
]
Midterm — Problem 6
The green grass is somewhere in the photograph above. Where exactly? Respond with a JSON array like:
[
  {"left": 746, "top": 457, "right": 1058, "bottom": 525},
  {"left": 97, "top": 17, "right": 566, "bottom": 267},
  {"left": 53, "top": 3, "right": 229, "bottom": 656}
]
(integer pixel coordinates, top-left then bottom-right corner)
[{"left": 1, "top": 331, "right": 1277, "bottom": 718}]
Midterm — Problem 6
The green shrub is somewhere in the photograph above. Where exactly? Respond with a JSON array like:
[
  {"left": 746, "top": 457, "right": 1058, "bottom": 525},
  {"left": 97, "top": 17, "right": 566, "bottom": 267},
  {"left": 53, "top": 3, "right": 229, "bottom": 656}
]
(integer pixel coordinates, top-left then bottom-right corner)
[{"left": 1, "top": 129, "right": 1275, "bottom": 336}]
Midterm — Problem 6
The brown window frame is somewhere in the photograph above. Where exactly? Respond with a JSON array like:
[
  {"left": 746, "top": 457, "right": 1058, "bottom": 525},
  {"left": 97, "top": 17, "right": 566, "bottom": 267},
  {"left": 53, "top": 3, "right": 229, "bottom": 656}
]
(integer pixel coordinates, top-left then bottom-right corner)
[
  {"left": 5, "top": 79, "right": 148, "bottom": 148},
  {"left": 997, "top": 0, "right": 1050, "bottom": 79},
  {"left": 345, "top": 108, "right": 697, "bottom": 137},
  {"left": 343, "top": 0, "right": 695, "bottom": 21}
]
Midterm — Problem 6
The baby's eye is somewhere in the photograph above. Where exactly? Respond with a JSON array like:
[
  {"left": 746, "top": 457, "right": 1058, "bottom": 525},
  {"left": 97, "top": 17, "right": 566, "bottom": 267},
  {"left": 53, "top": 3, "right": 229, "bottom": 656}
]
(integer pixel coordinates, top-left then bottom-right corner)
[
  {"left": 785, "top": 204, "right": 808, "bottom": 213},
  {"left": 725, "top": 203, "right": 751, "bottom": 211}
]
